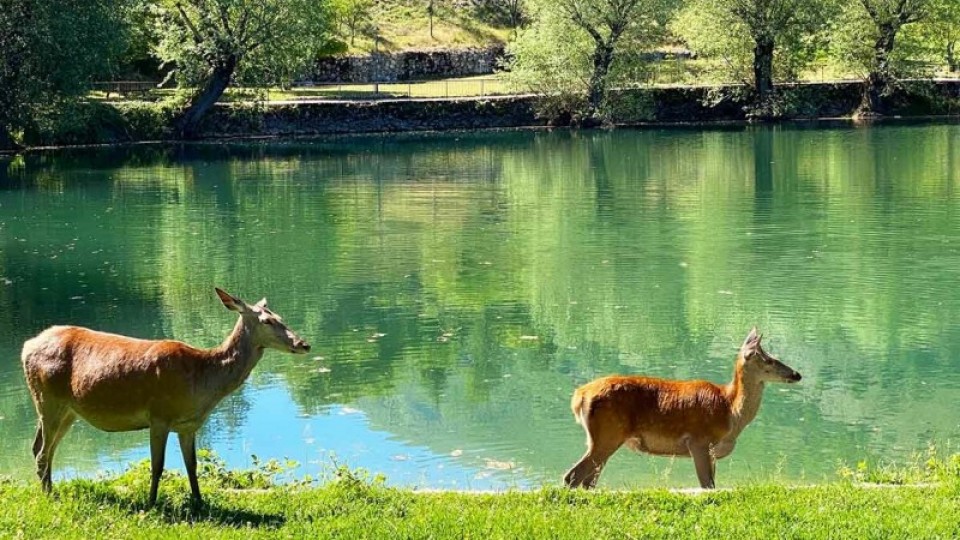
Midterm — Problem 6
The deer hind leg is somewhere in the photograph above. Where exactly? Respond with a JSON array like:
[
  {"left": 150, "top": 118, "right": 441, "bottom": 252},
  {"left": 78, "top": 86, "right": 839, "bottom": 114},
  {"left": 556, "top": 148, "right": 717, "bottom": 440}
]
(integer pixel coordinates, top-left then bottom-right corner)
[
  {"left": 563, "top": 411, "right": 624, "bottom": 489},
  {"left": 35, "top": 403, "right": 76, "bottom": 493}
]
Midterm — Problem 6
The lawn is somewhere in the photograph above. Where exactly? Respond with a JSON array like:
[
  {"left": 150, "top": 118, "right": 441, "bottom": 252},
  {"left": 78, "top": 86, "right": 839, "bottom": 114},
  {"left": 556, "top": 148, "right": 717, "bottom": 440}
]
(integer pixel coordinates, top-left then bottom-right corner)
[{"left": 2, "top": 458, "right": 959, "bottom": 539}]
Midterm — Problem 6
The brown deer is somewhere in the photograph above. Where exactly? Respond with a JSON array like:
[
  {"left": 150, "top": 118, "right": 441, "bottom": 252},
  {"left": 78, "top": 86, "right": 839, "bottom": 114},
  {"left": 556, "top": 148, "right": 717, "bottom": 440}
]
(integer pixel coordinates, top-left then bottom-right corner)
[
  {"left": 21, "top": 288, "right": 310, "bottom": 506},
  {"left": 563, "top": 327, "right": 801, "bottom": 490}
]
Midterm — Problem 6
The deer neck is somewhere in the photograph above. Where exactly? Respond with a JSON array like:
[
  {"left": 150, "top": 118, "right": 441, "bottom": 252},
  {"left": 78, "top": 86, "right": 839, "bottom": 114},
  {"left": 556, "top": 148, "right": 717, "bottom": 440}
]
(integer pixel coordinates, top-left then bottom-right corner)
[
  {"left": 206, "top": 316, "right": 265, "bottom": 399},
  {"left": 724, "top": 361, "right": 766, "bottom": 441}
]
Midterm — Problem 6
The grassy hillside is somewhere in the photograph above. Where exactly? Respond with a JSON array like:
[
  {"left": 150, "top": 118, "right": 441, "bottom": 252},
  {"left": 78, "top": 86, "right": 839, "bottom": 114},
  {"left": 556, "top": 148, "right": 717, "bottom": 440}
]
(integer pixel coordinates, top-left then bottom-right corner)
[{"left": 340, "top": 1, "right": 515, "bottom": 53}]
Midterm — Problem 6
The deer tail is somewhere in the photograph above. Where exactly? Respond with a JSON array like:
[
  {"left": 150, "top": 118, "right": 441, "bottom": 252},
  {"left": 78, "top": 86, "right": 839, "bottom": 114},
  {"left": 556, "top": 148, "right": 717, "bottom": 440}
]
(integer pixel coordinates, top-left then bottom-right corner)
[{"left": 571, "top": 388, "right": 588, "bottom": 425}]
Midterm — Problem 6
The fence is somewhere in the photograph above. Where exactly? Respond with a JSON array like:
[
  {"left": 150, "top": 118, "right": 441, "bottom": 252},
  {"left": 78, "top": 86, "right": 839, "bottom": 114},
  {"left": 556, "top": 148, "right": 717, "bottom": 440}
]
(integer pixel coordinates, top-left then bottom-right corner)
[
  {"left": 285, "top": 78, "right": 512, "bottom": 100},
  {"left": 90, "top": 80, "right": 165, "bottom": 98},
  {"left": 92, "top": 61, "right": 960, "bottom": 103}
]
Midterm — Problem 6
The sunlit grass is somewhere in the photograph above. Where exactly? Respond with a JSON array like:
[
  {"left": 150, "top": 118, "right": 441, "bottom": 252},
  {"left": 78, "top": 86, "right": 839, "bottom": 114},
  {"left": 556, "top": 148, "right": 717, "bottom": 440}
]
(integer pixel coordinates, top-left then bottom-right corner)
[{"left": 2, "top": 452, "right": 959, "bottom": 538}]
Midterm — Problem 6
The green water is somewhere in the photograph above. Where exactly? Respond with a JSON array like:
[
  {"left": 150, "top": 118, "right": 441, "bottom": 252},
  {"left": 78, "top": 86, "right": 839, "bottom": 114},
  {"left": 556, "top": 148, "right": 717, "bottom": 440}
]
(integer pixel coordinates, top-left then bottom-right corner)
[{"left": 1, "top": 124, "right": 959, "bottom": 489}]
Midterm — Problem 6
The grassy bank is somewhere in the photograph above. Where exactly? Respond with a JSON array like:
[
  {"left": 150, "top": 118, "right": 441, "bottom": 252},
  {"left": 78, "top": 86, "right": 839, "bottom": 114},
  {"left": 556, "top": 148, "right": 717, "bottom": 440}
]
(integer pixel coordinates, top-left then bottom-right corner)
[{"left": 1, "top": 459, "right": 959, "bottom": 539}]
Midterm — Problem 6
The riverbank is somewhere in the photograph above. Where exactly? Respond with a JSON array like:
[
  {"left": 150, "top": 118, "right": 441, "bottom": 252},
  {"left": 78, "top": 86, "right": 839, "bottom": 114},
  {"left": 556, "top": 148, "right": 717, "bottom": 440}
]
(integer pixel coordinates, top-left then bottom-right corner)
[
  {"left": 8, "top": 79, "right": 960, "bottom": 152},
  {"left": 1, "top": 472, "right": 957, "bottom": 539}
]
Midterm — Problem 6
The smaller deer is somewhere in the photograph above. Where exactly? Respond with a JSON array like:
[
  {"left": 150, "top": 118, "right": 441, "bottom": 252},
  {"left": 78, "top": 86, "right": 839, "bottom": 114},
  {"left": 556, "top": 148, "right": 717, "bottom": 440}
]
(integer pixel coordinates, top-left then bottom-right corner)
[
  {"left": 21, "top": 288, "right": 310, "bottom": 506},
  {"left": 563, "top": 327, "right": 801, "bottom": 490}
]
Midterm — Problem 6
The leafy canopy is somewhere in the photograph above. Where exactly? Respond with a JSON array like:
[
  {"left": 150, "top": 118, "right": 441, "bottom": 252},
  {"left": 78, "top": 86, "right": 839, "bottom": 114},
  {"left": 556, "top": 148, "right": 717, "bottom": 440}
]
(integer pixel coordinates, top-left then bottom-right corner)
[{"left": 152, "top": 0, "right": 338, "bottom": 88}]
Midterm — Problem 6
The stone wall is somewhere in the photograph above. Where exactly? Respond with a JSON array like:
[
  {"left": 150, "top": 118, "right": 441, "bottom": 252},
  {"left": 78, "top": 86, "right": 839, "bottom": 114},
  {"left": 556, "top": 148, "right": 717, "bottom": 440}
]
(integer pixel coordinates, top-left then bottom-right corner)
[
  {"left": 309, "top": 46, "right": 506, "bottom": 83},
  {"left": 199, "top": 96, "right": 543, "bottom": 137}
]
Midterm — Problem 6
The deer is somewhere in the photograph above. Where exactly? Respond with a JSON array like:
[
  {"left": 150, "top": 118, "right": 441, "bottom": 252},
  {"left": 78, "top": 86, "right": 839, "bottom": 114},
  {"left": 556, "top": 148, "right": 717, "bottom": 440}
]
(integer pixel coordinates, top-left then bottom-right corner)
[
  {"left": 563, "top": 327, "right": 801, "bottom": 490},
  {"left": 21, "top": 288, "right": 311, "bottom": 506}
]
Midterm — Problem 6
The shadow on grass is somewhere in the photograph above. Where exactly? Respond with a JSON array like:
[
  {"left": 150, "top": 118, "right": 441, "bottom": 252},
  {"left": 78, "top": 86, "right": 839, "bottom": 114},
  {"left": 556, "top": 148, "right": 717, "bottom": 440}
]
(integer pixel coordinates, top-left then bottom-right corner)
[{"left": 67, "top": 484, "right": 286, "bottom": 528}]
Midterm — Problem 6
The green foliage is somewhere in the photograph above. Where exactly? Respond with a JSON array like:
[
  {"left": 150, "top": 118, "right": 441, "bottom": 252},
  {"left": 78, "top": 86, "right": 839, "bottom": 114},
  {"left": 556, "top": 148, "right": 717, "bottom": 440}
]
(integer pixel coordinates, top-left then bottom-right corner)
[
  {"left": 828, "top": 0, "right": 931, "bottom": 79},
  {"left": 671, "top": 0, "right": 835, "bottom": 86},
  {"left": 601, "top": 89, "right": 655, "bottom": 122},
  {"left": 901, "top": 0, "right": 960, "bottom": 71},
  {"left": 839, "top": 445, "right": 960, "bottom": 485},
  {"left": 152, "top": 0, "right": 339, "bottom": 89},
  {"left": 0, "top": 0, "right": 131, "bottom": 147},
  {"left": 332, "top": 0, "right": 377, "bottom": 46},
  {"left": 502, "top": 0, "right": 674, "bottom": 120}
]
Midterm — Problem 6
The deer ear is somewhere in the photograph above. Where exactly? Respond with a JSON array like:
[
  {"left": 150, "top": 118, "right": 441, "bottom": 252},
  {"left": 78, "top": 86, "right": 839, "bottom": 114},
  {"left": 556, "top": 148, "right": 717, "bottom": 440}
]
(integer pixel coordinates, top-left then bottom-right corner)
[
  {"left": 255, "top": 298, "right": 268, "bottom": 309},
  {"left": 741, "top": 326, "right": 761, "bottom": 358},
  {"left": 215, "top": 288, "right": 246, "bottom": 312}
]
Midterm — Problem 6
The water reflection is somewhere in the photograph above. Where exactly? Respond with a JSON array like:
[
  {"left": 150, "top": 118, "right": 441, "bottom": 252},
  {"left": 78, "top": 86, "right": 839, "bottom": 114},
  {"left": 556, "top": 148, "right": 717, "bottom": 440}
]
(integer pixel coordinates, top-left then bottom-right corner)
[{"left": 1, "top": 124, "right": 959, "bottom": 488}]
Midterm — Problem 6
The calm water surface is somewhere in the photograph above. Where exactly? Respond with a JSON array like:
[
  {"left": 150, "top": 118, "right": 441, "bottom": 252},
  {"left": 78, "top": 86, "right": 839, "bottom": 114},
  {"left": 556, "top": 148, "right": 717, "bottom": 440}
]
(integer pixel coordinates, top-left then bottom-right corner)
[{"left": 1, "top": 124, "right": 959, "bottom": 489}]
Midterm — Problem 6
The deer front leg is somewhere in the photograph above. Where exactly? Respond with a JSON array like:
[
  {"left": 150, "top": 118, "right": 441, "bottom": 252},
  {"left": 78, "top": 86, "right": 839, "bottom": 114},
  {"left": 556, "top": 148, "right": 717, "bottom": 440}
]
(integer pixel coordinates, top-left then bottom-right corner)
[
  {"left": 148, "top": 424, "right": 170, "bottom": 506},
  {"left": 178, "top": 430, "right": 202, "bottom": 505},
  {"left": 688, "top": 441, "right": 715, "bottom": 489}
]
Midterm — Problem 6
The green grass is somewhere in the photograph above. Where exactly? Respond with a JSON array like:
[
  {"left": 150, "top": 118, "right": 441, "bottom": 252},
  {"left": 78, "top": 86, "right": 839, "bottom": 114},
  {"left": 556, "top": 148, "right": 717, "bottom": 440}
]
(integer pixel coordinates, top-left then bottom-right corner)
[
  {"left": 88, "top": 76, "right": 512, "bottom": 103},
  {"left": 343, "top": 2, "right": 514, "bottom": 54},
  {"left": 2, "top": 454, "right": 960, "bottom": 539}
]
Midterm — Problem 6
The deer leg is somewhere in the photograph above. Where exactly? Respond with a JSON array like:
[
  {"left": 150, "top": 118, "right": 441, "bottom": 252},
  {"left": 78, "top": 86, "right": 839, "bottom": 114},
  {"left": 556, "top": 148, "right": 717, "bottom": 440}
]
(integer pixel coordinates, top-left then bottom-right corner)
[
  {"left": 36, "top": 405, "right": 73, "bottom": 493},
  {"left": 148, "top": 424, "right": 170, "bottom": 506},
  {"left": 564, "top": 414, "right": 624, "bottom": 489},
  {"left": 178, "top": 431, "right": 202, "bottom": 505},
  {"left": 32, "top": 422, "right": 43, "bottom": 460},
  {"left": 688, "top": 442, "right": 715, "bottom": 489}
]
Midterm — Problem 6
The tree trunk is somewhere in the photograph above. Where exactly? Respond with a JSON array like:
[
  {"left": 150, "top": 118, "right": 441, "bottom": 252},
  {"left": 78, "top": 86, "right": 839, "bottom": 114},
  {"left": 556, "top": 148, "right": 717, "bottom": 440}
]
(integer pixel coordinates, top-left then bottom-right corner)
[
  {"left": 861, "top": 24, "right": 897, "bottom": 115},
  {"left": 428, "top": 1, "right": 434, "bottom": 39},
  {"left": 753, "top": 35, "right": 775, "bottom": 102},
  {"left": 948, "top": 41, "right": 958, "bottom": 73},
  {"left": 175, "top": 55, "right": 238, "bottom": 138},
  {"left": 586, "top": 43, "right": 615, "bottom": 122}
]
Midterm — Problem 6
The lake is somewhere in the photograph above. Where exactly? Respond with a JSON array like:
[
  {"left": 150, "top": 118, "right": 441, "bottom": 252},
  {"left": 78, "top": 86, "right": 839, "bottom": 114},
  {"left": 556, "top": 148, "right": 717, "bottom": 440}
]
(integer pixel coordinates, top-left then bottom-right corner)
[{"left": 1, "top": 124, "right": 959, "bottom": 490}]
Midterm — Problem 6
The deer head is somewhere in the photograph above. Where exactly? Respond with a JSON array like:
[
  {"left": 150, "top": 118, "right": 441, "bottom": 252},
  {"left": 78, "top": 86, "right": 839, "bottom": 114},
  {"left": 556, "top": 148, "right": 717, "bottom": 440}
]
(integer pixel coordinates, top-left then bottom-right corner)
[
  {"left": 215, "top": 287, "right": 310, "bottom": 354},
  {"left": 739, "top": 327, "right": 800, "bottom": 383}
]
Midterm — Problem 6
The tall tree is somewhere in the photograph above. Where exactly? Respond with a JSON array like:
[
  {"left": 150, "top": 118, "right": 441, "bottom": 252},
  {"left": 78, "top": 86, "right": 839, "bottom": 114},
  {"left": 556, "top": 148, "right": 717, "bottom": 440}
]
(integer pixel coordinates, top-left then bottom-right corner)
[
  {"left": 505, "top": 0, "right": 672, "bottom": 122},
  {"left": 673, "top": 0, "right": 832, "bottom": 104},
  {"left": 0, "top": 0, "right": 129, "bottom": 150},
  {"left": 153, "top": 0, "right": 336, "bottom": 137},
  {"left": 861, "top": 0, "right": 928, "bottom": 112},
  {"left": 831, "top": 0, "right": 928, "bottom": 114}
]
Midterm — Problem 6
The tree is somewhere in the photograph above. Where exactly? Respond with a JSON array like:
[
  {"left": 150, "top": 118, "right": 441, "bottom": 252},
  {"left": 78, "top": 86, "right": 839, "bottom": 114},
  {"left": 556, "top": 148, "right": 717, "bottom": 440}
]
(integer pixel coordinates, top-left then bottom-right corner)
[
  {"left": 334, "top": 0, "right": 375, "bottom": 46},
  {"left": 831, "top": 0, "right": 929, "bottom": 114},
  {"left": 505, "top": 0, "right": 672, "bottom": 123},
  {"left": 153, "top": 0, "right": 336, "bottom": 137},
  {"left": 0, "top": 0, "right": 129, "bottom": 150},
  {"left": 673, "top": 0, "right": 832, "bottom": 104},
  {"left": 906, "top": 0, "right": 960, "bottom": 71}
]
